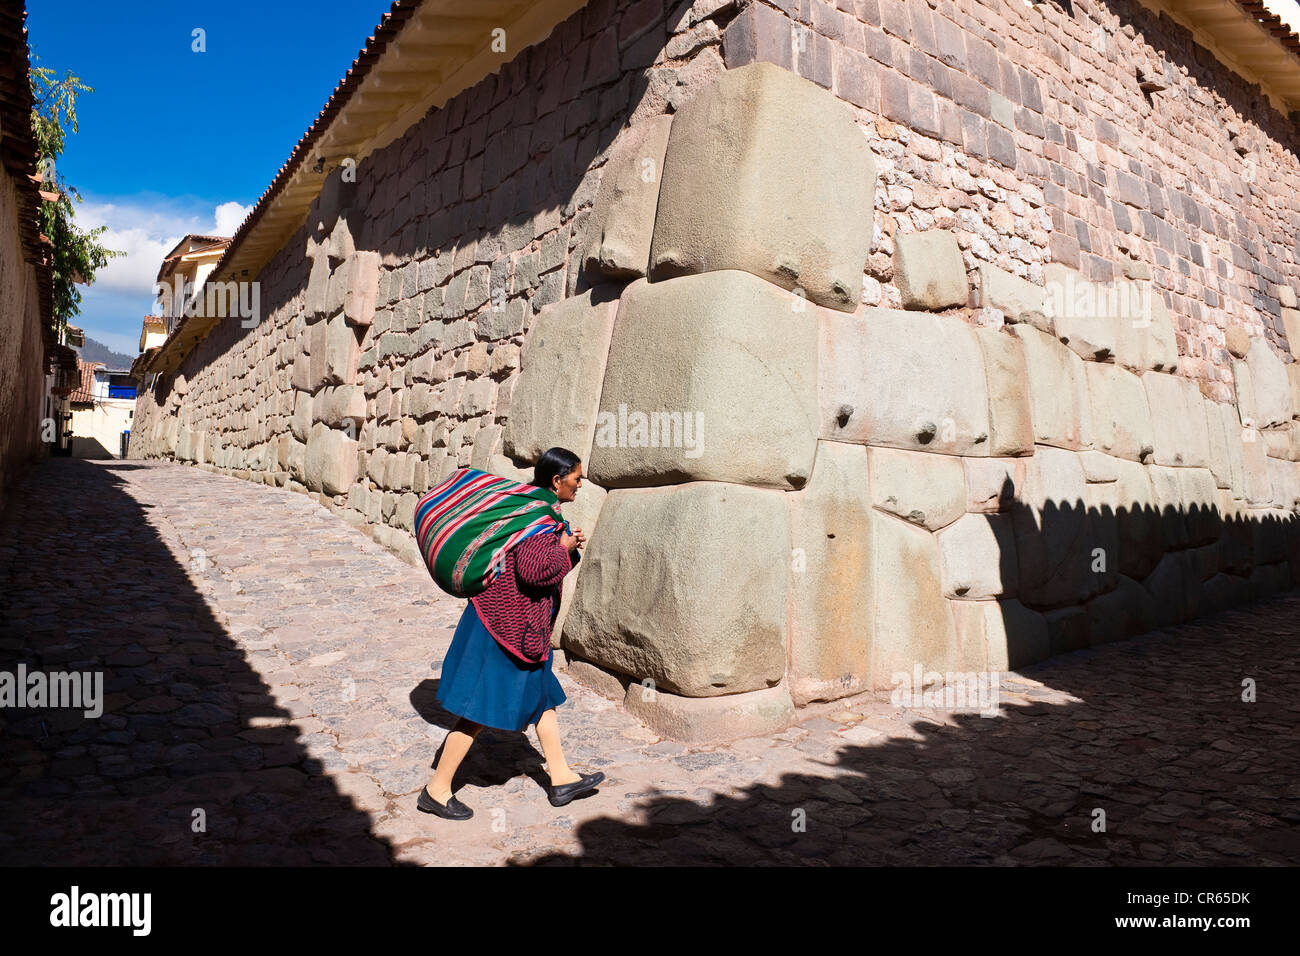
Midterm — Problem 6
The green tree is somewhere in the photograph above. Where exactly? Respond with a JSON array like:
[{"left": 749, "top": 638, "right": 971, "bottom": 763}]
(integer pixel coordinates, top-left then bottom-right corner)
[{"left": 29, "top": 58, "right": 122, "bottom": 332}]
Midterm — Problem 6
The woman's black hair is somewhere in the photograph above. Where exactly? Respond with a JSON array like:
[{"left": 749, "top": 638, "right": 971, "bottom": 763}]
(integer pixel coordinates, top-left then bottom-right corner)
[{"left": 532, "top": 446, "right": 581, "bottom": 491}]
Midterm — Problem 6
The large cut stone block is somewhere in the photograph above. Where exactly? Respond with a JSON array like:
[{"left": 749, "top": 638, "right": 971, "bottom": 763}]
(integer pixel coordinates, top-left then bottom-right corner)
[
  {"left": 340, "top": 250, "right": 381, "bottom": 327},
  {"left": 1241, "top": 428, "right": 1273, "bottom": 506},
  {"left": 949, "top": 601, "right": 993, "bottom": 671},
  {"left": 304, "top": 252, "right": 331, "bottom": 321},
  {"left": 979, "top": 598, "right": 1051, "bottom": 670},
  {"left": 893, "top": 230, "right": 967, "bottom": 311},
  {"left": 1144, "top": 292, "right": 1179, "bottom": 372},
  {"left": 1226, "top": 325, "right": 1251, "bottom": 359},
  {"left": 1095, "top": 457, "right": 1165, "bottom": 580},
  {"left": 563, "top": 483, "right": 789, "bottom": 697},
  {"left": 304, "top": 421, "right": 359, "bottom": 496},
  {"left": 1081, "top": 474, "right": 1121, "bottom": 596},
  {"left": 287, "top": 438, "right": 306, "bottom": 483},
  {"left": 1045, "top": 607, "right": 1089, "bottom": 655},
  {"left": 1245, "top": 336, "right": 1294, "bottom": 427},
  {"left": 1266, "top": 456, "right": 1300, "bottom": 512},
  {"left": 314, "top": 385, "right": 366, "bottom": 431},
  {"left": 325, "top": 311, "right": 361, "bottom": 385},
  {"left": 503, "top": 287, "right": 619, "bottom": 467},
  {"left": 1178, "top": 467, "right": 1222, "bottom": 545},
  {"left": 292, "top": 319, "right": 329, "bottom": 393},
  {"left": 1142, "top": 550, "right": 1199, "bottom": 627},
  {"left": 821, "top": 307, "right": 992, "bottom": 455},
  {"left": 964, "top": 457, "right": 1028, "bottom": 513},
  {"left": 1084, "top": 362, "right": 1154, "bottom": 463},
  {"left": 649, "top": 61, "right": 875, "bottom": 311},
  {"left": 870, "top": 511, "right": 959, "bottom": 688},
  {"left": 977, "top": 264, "right": 1050, "bottom": 333},
  {"left": 1279, "top": 310, "right": 1300, "bottom": 356},
  {"left": 582, "top": 115, "right": 673, "bottom": 280},
  {"left": 1218, "top": 494, "right": 1253, "bottom": 578},
  {"left": 787, "top": 441, "right": 873, "bottom": 706},
  {"left": 1085, "top": 575, "right": 1156, "bottom": 644},
  {"left": 1205, "top": 398, "right": 1244, "bottom": 493},
  {"left": 1010, "top": 325, "right": 1093, "bottom": 450},
  {"left": 1108, "top": 279, "right": 1163, "bottom": 372},
  {"left": 1143, "top": 372, "right": 1211, "bottom": 468},
  {"left": 1013, "top": 446, "right": 1103, "bottom": 607},
  {"left": 1146, "top": 465, "right": 1190, "bottom": 550},
  {"left": 1042, "top": 264, "right": 1117, "bottom": 361},
  {"left": 621, "top": 683, "right": 795, "bottom": 743},
  {"left": 1287, "top": 364, "right": 1300, "bottom": 415},
  {"left": 867, "top": 446, "right": 965, "bottom": 530},
  {"left": 1252, "top": 510, "right": 1291, "bottom": 565},
  {"left": 974, "top": 328, "right": 1035, "bottom": 457},
  {"left": 1263, "top": 421, "right": 1300, "bottom": 461},
  {"left": 937, "top": 513, "right": 1018, "bottom": 599},
  {"left": 589, "top": 272, "right": 818, "bottom": 489},
  {"left": 1233, "top": 358, "right": 1259, "bottom": 428}
]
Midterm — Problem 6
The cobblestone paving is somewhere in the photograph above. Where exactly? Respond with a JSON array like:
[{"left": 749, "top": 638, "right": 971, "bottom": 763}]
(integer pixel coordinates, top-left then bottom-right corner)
[{"left": 1, "top": 459, "right": 1296, "bottom": 865}]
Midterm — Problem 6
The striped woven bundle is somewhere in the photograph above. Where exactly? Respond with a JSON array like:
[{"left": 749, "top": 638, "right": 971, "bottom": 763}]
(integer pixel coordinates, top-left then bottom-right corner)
[{"left": 414, "top": 467, "right": 568, "bottom": 598}]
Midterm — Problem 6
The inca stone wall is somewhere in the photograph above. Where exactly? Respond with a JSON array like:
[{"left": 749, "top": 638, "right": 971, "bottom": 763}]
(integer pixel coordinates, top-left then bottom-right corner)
[{"left": 131, "top": 0, "right": 1300, "bottom": 740}]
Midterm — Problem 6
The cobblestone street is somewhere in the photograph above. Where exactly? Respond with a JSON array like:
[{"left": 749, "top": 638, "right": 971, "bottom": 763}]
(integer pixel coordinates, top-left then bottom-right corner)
[{"left": 0, "top": 458, "right": 1296, "bottom": 866}]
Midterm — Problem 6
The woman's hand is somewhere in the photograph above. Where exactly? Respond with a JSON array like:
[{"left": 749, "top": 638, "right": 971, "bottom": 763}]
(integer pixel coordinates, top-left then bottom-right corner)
[{"left": 560, "top": 527, "right": 585, "bottom": 552}]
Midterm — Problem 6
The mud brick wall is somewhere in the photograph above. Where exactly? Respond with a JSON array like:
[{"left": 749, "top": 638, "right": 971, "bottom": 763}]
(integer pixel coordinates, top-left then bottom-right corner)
[{"left": 0, "top": 152, "right": 48, "bottom": 504}]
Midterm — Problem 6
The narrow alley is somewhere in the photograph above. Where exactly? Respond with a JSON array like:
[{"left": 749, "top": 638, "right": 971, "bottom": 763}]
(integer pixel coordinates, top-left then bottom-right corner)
[{"left": 0, "top": 458, "right": 1296, "bottom": 866}]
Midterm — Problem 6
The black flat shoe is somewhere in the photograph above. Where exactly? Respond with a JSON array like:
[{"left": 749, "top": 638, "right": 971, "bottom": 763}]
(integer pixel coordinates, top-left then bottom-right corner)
[
  {"left": 548, "top": 771, "right": 605, "bottom": 807},
  {"left": 417, "top": 786, "right": 473, "bottom": 820}
]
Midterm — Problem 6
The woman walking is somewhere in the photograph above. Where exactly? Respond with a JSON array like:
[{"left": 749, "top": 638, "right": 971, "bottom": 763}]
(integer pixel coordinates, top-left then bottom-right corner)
[{"left": 418, "top": 447, "right": 604, "bottom": 820}]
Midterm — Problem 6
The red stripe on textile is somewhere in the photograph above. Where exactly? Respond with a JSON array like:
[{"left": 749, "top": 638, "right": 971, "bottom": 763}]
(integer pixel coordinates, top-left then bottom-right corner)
[
  {"left": 416, "top": 474, "right": 502, "bottom": 542},
  {"left": 427, "top": 484, "right": 535, "bottom": 555}
]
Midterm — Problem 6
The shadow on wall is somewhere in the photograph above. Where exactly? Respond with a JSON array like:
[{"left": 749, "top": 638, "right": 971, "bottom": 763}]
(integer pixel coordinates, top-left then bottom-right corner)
[
  {"left": 515, "top": 488, "right": 1300, "bottom": 865},
  {"left": 985, "top": 480, "right": 1299, "bottom": 666},
  {"left": 521, "top": 589, "right": 1300, "bottom": 866},
  {"left": 68, "top": 436, "right": 117, "bottom": 460},
  {"left": 158, "top": 0, "right": 745, "bottom": 474},
  {"left": 0, "top": 459, "right": 401, "bottom": 865},
  {"left": 515, "top": 485, "right": 1300, "bottom": 865},
  {"left": 1105, "top": 0, "right": 1300, "bottom": 162}
]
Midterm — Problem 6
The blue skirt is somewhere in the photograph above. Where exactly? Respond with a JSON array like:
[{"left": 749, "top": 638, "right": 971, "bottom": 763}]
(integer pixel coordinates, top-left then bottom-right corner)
[{"left": 435, "top": 601, "right": 567, "bottom": 732}]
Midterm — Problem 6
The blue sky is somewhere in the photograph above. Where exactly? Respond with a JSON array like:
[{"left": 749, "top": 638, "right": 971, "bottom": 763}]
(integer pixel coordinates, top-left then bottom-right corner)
[{"left": 27, "top": 0, "right": 395, "bottom": 355}]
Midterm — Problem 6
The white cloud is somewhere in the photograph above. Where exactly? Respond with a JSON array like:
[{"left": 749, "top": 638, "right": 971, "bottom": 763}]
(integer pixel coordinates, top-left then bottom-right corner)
[
  {"left": 74, "top": 194, "right": 252, "bottom": 300},
  {"left": 214, "top": 200, "right": 252, "bottom": 236},
  {"left": 62, "top": 193, "right": 254, "bottom": 357},
  {"left": 1269, "top": 1, "right": 1300, "bottom": 37}
]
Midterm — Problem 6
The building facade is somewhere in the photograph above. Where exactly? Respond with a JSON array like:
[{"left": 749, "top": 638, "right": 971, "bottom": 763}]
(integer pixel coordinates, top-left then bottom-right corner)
[
  {"left": 0, "top": 0, "right": 58, "bottom": 503},
  {"left": 130, "top": 0, "right": 1300, "bottom": 738},
  {"left": 68, "top": 359, "right": 136, "bottom": 459}
]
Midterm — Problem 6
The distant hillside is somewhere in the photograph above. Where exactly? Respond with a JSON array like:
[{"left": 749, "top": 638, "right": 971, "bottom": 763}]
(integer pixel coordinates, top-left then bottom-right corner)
[{"left": 78, "top": 337, "right": 134, "bottom": 369}]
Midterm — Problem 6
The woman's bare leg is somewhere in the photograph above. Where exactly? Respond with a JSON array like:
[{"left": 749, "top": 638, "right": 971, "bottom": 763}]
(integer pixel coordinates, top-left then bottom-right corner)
[
  {"left": 535, "top": 708, "right": 581, "bottom": 786},
  {"left": 425, "top": 716, "right": 482, "bottom": 803}
]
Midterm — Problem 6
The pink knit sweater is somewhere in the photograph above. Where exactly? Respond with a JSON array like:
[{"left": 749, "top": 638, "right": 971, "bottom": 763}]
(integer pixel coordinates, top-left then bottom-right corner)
[{"left": 471, "top": 530, "right": 578, "bottom": 663}]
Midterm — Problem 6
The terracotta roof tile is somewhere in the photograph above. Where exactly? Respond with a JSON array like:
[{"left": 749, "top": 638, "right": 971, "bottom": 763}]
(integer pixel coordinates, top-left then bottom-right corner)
[
  {"left": 146, "top": 0, "right": 421, "bottom": 375},
  {"left": 68, "top": 359, "right": 103, "bottom": 405},
  {"left": 1235, "top": 1, "right": 1300, "bottom": 58}
]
